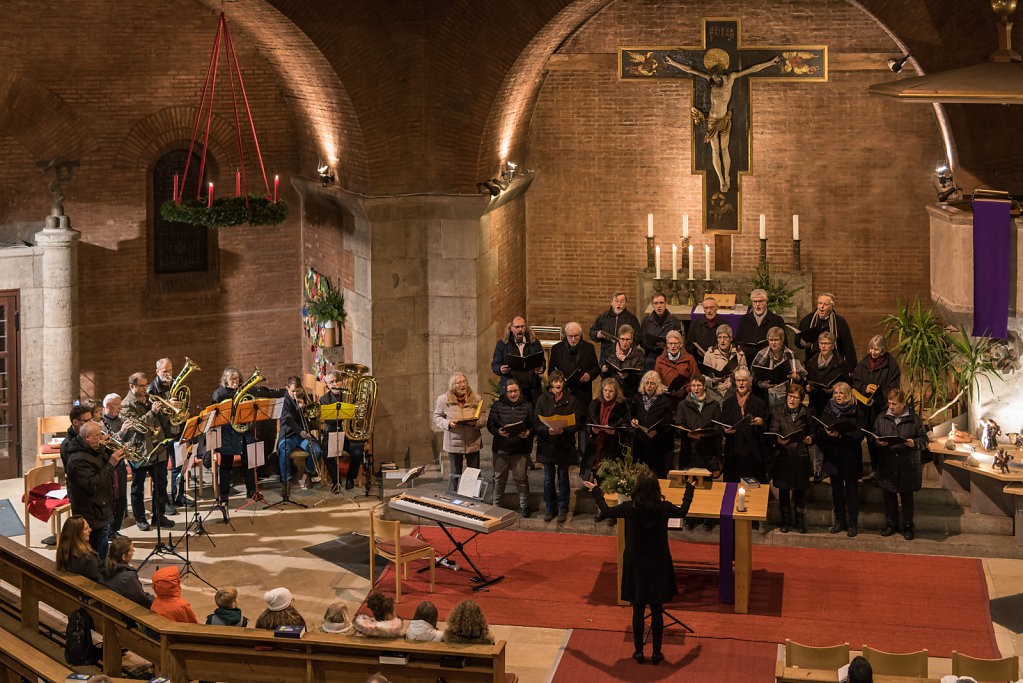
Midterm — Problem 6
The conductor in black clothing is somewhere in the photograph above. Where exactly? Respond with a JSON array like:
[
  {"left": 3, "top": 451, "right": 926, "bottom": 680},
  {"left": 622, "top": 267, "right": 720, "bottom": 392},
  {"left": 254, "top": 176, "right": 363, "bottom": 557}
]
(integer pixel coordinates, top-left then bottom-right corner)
[{"left": 585, "top": 472, "right": 695, "bottom": 666}]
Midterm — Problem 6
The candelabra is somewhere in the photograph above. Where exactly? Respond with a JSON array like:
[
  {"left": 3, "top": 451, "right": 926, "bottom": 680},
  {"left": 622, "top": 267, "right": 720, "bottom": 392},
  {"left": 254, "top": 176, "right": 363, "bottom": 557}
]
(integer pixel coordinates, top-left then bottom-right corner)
[
  {"left": 645, "top": 236, "right": 655, "bottom": 272},
  {"left": 685, "top": 278, "right": 696, "bottom": 306},
  {"left": 793, "top": 240, "right": 801, "bottom": 271},
  {"left": 703, "top": 277, "right": 717, "bottom": 299},
  {"left": 759, "top": 238, "right": 767, "bottom": 265},
  {"left": 653, "top": 277, "right": 665, "bottom": 299},
  {"left": 668, "top": 279, "right": 682, "bottom": 305}
]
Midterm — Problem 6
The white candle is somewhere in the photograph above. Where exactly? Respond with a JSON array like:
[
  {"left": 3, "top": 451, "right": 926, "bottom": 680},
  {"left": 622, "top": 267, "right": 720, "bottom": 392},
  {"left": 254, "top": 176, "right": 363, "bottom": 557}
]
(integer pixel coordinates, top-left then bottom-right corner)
[
  {"left": 671, "top": 244, "right": 678, "bottom": 280},
  {"left": 647, "top": 213, "right": 654, "bottom": 238},
  {"left": 688, "top": 245, "right": 694, "bottom": 279},
  {"left": 655, "top": 245, "right": 662, "bottom": 279},
  {"left": 737, "top": 486, "right": 747, "bottom": 511},
  {"left": 704, "top": 244, "right": 711, "bottom": 280},
  {"left": 682, "top": 214, "right": 689, "bottom": 239},
  {"left": 793, "top": 214, "right": 800, "bottom": 241},
  {"left": 759, "top": 214, "right": 766, "bottom": 240}
]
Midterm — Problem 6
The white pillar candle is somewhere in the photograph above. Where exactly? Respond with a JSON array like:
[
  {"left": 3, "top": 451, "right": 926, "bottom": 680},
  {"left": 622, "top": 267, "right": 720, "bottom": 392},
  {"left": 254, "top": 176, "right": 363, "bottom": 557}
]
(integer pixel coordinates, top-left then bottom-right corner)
[
  {"left": 671, "top": 244, "right": 678, "bottom": 280},
  {"left": 682, "top": 214, "right": 689, "bottom": 239},
  {"left": 688, "top": 245, "right": 694, "bottom": 279},
  {"left": 759, "top": 214, "right": 766, "bottom": 240},
  {"left": 647, "top": 213, "right": 654, "bottom": 238},
  {"left": 793, "top": 214, "right": 800, "bottom": 241},
  {"left": 655, "top": 245, "right": 662, "bottom": 279},
  {"left": 737, "top": 486, "right": 747, "bottom": 511},
  {"left": 704, "top": 244, "right": 711, "bottom": 279}
]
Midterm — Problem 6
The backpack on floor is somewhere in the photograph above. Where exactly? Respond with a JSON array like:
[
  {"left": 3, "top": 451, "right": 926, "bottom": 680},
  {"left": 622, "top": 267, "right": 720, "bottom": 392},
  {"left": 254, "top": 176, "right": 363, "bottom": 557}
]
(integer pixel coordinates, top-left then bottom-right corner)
[{"left": 65, "top": 606, "right": 102, "bottom": 666}]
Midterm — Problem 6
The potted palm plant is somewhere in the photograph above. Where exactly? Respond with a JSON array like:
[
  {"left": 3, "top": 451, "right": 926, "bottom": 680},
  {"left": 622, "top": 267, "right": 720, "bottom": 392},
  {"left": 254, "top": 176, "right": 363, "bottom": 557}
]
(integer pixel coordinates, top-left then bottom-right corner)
[{"left": 305, "top": 279, "right": 346, "bottom": 347}]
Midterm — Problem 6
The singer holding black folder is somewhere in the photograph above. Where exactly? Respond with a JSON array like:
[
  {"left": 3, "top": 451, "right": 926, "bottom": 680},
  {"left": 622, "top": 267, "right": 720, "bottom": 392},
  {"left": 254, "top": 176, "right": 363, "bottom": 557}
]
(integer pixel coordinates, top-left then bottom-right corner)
[
  {"left": 641, "top": 293, "right": 682, "bottom": 370},
  {"left": 548, "top": 322, "right": 599, "bottom": 456},
  {"left": 600, "top": 324, "right": 645, "bottom": 398},
  {"left": 653, "top": 330, "right": 698, "bottom": 413},
  {"left": 871, "top": 388, "right": 926, "bottom": 540},
  {"left": 850, "top": 335, "right": 902, "bottom": 482},
  {"left": 804, "top": 331, "right": 846, "bottom": 417},
  {"left": 719, "top": 368, "right": 768, "bottom": 484},
  {"left": 492, "top": 316, "right": 546, "bottom": 402},
  {"left": 629, "top": 371, "right": 674, "bottom": 478},
  {"left": 813, "top": 382, "right": 865, "bottom": 537},
  {"left": 584, "top": 471, "right": 695, "bottom": 666},
  {"left": 486, "top": 378, "right": 534, "bottom": 518},
  {"left": 768, "top": 383, "right": 814, "bottom": 533},
  {"left": 584, "top": 378, "right": 631, "bottom": 481},
  {"left": 751, "top": 326, "right": 806, "bottom": 407}
]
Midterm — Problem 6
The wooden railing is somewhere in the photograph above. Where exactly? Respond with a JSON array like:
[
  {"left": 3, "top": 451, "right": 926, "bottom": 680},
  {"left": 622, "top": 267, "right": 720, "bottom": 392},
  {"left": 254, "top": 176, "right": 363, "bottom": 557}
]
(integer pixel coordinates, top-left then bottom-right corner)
[{"left": 0, "top": 535, "right": 510, "bottom": 682}]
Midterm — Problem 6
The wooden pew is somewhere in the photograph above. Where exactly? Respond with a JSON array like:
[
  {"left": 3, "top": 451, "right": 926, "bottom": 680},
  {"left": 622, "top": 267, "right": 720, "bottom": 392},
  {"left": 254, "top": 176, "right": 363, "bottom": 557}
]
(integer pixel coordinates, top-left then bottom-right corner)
[{"left": 0, "top": 535, "right": 512, "bottom": 682}]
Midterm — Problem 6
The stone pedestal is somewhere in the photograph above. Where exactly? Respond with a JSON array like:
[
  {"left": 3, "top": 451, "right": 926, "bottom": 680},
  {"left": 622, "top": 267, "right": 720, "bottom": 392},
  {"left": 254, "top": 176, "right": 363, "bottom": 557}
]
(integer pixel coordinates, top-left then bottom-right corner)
[{"left": 33, "top": 223, "right": 79, "bottom": 417}]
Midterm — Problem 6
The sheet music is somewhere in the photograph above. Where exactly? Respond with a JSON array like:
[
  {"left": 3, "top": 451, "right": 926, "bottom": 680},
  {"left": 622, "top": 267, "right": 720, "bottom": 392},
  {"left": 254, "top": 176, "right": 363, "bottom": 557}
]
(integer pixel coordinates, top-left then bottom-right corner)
[
  {"left": 173, "top": 441, "right": 190, "bottom": 464},
  {"left": 206, "top": 428, "right": 221, "bottom": 453},
  {"left": 271, "top": 398, "right": 285, "bottom": 420},
  {"left": 327, "top": 431, "right": 345, "bottom": 458},
  {"left": 247, "top": 441, "right": 265, "bottom": 468},
  {"left": 457, "top": 467, "right": 484, "bottom": 497},
  {"left": 203, "top": 410, "right": 217, "bottom": 433}
]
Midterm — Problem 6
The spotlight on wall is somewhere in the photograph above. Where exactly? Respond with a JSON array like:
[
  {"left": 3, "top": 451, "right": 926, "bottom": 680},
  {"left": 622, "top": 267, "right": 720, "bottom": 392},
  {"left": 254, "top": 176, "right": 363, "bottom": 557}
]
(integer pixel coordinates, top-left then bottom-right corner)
[
  {"left": 317, "top": 163, "right": 335, "bottom": 186},
  {"left": 887, "top": 54, "right": 911, "bottom": 74},
  {"left": 933, "top": 163, "right": 962, "bottom": 203},
  {"left": 501, "top": 161, "right": 517, "bottom": 182}
]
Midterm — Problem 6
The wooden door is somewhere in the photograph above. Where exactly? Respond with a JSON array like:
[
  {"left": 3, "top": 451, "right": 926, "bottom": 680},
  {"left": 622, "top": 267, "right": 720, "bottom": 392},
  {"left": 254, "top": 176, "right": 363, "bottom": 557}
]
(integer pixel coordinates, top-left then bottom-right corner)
[{"left": 0, "top": 291, "right": 19, "bottom": 479}]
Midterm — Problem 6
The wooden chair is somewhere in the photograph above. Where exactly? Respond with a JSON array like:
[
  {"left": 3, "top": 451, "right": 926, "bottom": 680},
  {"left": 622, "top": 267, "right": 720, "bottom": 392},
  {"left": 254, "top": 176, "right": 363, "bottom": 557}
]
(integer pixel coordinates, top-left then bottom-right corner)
[
  {"left": 36, "top": 415, "right": 71, "bottom": 469},
  {"left": 862, "top": 645, "right": 929, "bottom": 677},
  {"left": 23, "top": 463, "right": 70, "bottom": 548},
  {"left": 784, "top": 639, "right": 850, "bottom": 670},
  {"left": 369, "top": 512, "right": 435, "bottom": 603},
  {"left": 952, "top": 651, "right": 1020, "bottom": 682}
]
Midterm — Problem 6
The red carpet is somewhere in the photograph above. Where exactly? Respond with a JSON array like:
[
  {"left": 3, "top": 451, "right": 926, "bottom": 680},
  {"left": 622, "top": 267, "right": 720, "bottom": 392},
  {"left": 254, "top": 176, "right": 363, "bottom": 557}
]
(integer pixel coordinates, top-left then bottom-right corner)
[{"left": 375, "top": 528, "right": 997, "bottom": 658}]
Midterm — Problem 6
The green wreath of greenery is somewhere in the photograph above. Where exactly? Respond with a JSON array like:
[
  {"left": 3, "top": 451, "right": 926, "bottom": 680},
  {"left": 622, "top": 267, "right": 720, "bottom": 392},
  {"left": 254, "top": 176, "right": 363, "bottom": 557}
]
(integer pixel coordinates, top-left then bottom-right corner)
[{"left": 159, "top": 195, "right": 288, "bottom": 228}]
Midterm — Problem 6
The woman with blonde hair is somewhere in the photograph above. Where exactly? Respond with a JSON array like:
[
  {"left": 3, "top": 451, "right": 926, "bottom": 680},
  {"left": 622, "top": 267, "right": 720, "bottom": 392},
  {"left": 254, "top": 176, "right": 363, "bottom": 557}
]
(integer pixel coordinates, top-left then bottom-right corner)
[
  {"left": 629, "top": 371, "right": 674, "bottom": 477},
  {"left": 583, "top": 377, "right": 631, "bottom": 480},
  {"left": 432, "top": 371, "right": 486, "bottom": 485},
  {"left": 55, "top": 515, "right": 101, "bottom": 582}
]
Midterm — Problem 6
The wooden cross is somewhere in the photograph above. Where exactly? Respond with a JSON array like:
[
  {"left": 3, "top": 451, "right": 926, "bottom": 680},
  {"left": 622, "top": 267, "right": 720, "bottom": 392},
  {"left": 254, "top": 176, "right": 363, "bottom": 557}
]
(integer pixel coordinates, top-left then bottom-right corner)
[{"left": 621, "top": 19, "right": 826, "bottom": 246}]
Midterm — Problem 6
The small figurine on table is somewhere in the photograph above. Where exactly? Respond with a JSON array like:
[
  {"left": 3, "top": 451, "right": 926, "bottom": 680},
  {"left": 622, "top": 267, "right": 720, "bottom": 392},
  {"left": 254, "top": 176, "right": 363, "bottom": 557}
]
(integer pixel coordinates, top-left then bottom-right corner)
[
  {"left": 993, "top": 449, "right": 1014, "bottom": 475},
  {"left": 980, "top": 418, "right": 1001, "bottom": 451}
]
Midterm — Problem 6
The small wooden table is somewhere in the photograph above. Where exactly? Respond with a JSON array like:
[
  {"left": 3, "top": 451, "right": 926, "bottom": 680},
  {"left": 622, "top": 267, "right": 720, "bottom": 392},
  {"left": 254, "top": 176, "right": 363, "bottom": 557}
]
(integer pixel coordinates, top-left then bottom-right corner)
[{"left": 613, "top": 480, "right": 769, "bottom": 614}]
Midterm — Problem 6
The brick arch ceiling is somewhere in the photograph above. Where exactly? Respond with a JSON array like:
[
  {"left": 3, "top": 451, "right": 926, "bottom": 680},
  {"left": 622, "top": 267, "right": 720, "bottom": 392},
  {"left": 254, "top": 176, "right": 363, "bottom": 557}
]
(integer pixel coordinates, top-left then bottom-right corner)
[
  {"left": 0, "top": 71, "right": 99, "bottom": 162},
  {"left": 193, "top": 0, "right": 370, "bottom": 194},
  {"left": 479, "top": 0, "right": 1019, "bottom": 193}
]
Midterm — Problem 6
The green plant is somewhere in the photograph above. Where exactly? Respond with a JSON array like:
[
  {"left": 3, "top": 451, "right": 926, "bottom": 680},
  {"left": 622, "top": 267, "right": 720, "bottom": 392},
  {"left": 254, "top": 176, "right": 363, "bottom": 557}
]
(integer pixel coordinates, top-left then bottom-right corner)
[
  {"left": 160, "top": 195, "right": 288, "bottom": 228},
  {"left": 305, "top": 279, "right": 346, "bottom": 326},
  {"left": 880, "top": 298, "right": 951, "bottom": 414},
  {"left": 946, "top": 327, "right": 999, "bottom": 411},
  {"left": 596, "top": 454, "right": 651, "bottom": 495},
  {"left": 750, "top": 261, "right": 803, "bottom": 313}
]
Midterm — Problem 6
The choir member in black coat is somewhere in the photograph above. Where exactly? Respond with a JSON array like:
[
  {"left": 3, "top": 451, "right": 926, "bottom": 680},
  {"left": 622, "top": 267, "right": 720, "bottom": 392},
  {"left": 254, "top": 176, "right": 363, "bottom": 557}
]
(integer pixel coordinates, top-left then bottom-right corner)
[
  {"left": 585, "top": 472, "right": 695, "bottom": 665},
  {"left": 719, "top": 368, "right": 769, "bottom": 484},
  {"left": 871, "top": 388, "right": 928, "bottom": 540},
  {"left": 814, "top": 382, "right": 865, "bottom": 537},
  {"left": 675, "top": 374, "right": 722, "bottom": 531},
  {"left": 589, "top": 291, "right": 641, "bottom": 358},
  {"left": 486, "top": 378, "right": 534, "bottom": 516},
  {"left": 533, "top": 371, "right": 579, "bottom": 523},
  {"left": 850, "top": 335, "right": 902, "bottom": 480},
  {"left": 600, "top": 324, "right": 645, "bottom": 398},
  {"left": 548, "top": 322, "right": 600, "bottom": 455},
  {"left": 735, "top": 288, "right": 785, "bottom": 358},
  {"left": 796, "top": 293, "right": 857, "bottom": 373},
  {"left": 583, "top": 378, "right": 632, "bottom": 481},
  {"left": 804, "top": 331, "right": 846, "bottom": 417},
  {"left": 640, "top": 293, "right": 682, "bottom": 370},
  {"left": 768, "top": 384, "right": 815, "bottom": 533},
  {"left": 629, "top": 371, "right": 675, "bottom": 478},
  {"left": 686, "top": 296, "right": 723, "bottom": 358}
]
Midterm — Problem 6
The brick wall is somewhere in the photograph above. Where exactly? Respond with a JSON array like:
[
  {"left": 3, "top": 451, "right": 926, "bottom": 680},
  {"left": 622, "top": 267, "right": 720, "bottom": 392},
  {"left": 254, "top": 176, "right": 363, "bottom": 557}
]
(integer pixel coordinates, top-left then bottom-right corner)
[{"left": 524, "top": 0, "right": 943, "bottom": 349}]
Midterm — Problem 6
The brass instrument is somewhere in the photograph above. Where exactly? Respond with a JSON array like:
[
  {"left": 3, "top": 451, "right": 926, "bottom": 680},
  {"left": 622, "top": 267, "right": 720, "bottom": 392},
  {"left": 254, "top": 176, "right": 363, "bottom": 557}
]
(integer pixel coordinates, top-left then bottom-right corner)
[
  {"left": 149, "top": 393, "right": 189, "bottom": 425},
  {"left": 298, "top": 386, "right": 321, "bottom": 428},
  {"left": 168, "top": 356, "right": 201, "bottom": 425},
  {"left": 339, "top": 364, "right": 377, "bottom": 441},
  {"left": 230, "top": 368, "right": 266, "bottom": 433},
  {"left": 100, "top": 427, "right": 149, "bottom": 466}
]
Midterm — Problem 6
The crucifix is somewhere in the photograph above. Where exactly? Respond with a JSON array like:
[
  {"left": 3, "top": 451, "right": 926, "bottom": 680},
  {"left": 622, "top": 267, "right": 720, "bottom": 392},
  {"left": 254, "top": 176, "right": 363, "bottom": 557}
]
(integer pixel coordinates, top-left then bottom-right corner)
[{"left": 620, "top": 19, "right": 826, "bottom": 260}]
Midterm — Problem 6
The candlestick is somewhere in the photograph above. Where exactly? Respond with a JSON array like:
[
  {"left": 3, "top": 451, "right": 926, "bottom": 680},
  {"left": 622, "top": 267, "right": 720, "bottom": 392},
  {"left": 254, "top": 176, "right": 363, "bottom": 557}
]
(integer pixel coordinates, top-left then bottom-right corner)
[
  {"left": 207, "top": 182, "right": 214, "bottom": 207},
  {"left": 235, "top": 170, "right": 241, "bottom": 198},
  {"left": 793, "top": 240, "right": 802, "bottom": 271},
  {"left": 647, "top": 213, "right": 654, "bottom": 238},
  {"left": 682, "top": 214, "right": 689, "bottom": 239},
  {"left": 685, "top": 278, "right": 696, "bottom": 306},
  {"left": 668, "top": 278, "right": 682, "bottom": 306},
  {"left": 645, "top": 236, "right": 655, "bottom": 272},
  {"left": 671, "top": 244, "right": 678, "bottom": 280},
  {"left": 653, "top": 277, "right": 665, "bottom": 299},
  {"left": 759, "top": 238, "right": 768, "bottom": 265},
  {"left": 704, "top": 244, "right": 711, "bottom": 280},
  {"left": 655, "top": 245, "right": 661, "bottom": 280},
  {"left": 759, "top": 213, "right": 766, "bottom": 240},
  {"left": 173, "top": 173, "right": 179, "bottom": 203},
  {"left": 737, "top": 486, "right": 747, "bottom": 512},
  {"left": 688, "top": 245, "right": 694, "bottom": 280},
  {"left": 274, "top": 174, "right": 280, "bottom": 203},
  {"left": 793, "top": 214, "right": 799, "bottom": 241}
]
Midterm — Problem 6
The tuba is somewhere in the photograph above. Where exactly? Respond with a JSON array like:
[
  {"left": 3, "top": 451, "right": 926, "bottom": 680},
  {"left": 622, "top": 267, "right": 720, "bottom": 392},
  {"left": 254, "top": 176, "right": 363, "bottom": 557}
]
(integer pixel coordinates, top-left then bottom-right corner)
[
  {"left": 340, "top": 364, "right": 378, "bottom": 441},
  {"left": 231, "top": 368, "right": 266, "bottom": 433},
  {"left": 168, "top": 356, "right": 201, "bottom": 424}
]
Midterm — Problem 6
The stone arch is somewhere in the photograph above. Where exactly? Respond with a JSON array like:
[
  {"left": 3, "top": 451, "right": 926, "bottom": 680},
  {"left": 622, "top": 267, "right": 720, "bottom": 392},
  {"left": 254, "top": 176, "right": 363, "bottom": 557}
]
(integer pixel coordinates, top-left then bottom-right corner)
[
  {"left": 0, "top": 71, "right": 99, "bottom": 162},
  {"left": 114, "top": 106, "right": 235, "bottom": 177}
]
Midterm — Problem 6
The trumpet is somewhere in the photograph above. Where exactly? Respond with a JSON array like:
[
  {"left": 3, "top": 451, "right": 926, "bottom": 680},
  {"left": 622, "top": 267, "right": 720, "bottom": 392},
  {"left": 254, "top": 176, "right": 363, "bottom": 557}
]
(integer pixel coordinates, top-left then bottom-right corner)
[
  {"left": 149, "top": 393, "right": 189, "bottom": 425},
  {"left": 122, "top": 417, "right": 153, "bottom": 435},
  {"left": 100, "top": 427, "right": 149, "bottom": 466}
]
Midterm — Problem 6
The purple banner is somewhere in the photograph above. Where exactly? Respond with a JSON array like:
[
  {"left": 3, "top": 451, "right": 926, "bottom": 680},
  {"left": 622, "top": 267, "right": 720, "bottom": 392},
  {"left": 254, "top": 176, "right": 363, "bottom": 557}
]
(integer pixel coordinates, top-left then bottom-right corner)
[
  {"left": 718, "top": 481, "right": 737, "bottom": 604},
  {"left": 973, "top": 198, "right": 1011, "bottom": 339}
]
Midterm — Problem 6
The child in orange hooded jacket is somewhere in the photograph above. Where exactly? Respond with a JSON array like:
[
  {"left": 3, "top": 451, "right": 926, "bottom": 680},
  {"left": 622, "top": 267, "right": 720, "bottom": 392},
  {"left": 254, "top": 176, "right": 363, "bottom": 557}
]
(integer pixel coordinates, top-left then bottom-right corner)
[{"left": 150, "top": 566, "right": 198, "bottom": 623}]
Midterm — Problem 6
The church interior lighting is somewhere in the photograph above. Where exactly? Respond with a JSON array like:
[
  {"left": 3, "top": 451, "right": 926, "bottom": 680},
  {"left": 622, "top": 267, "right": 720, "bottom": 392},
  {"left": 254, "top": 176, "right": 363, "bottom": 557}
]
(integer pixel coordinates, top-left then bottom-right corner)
[{"left": 887, "top": 54, "right": 911, "bottom": 73}]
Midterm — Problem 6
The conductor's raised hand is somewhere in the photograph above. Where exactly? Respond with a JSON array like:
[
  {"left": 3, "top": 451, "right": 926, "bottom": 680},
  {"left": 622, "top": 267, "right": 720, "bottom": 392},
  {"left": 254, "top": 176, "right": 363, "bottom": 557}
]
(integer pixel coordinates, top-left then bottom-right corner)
[{"left": 582, "top": 480, "right": 597, "bottom": 491}]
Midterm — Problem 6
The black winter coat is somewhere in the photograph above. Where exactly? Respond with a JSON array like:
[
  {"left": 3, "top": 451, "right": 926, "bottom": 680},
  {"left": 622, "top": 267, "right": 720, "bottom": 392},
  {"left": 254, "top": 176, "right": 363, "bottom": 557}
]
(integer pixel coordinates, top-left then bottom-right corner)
[
  {"left": 103, "top": 564, "right": 154, "bottom": 608},
  {"left": 804, "top": 352, "right": 847, "bottom": 417},
  {"left": 720, "top": 393, "right": 769, "bottom": 483},
  {"left": 627, "top": 393, "right": 674, "bottom": 477},
  {"left": 65, "top": 435, "right": 115, "bottom": 529},
  {"left": 796, "top": 312, "right": 857, "bottom": 373},
  {"left": 872, "top": 410, "right": 927, "bottom": 493},
  {"left": 735, "top": 309, "right": 786, "bottom": 357},
  {"left": 491, "top": 335, "right": 546, "bottom": 400},
  {"left": 686, "top": 315, "right": 722, "bottom": 358},
  {"left": 533, "top": 391, "right": 579, "bottom": 465},
  {"left": 591, "top": 483, "right": 694, "bottom": 604},
  {"left": 814, "top": 399, "right": 866, "bottom": 480},
  {"left": 675, "top": 395, "right": 722, "bottom": 473},
  {"left": 548, "top": 339, "right": 599, "bottom": 410},
  {"left": 768, "top": 403, "right": 814, "bottom": 490},
  {"left": 589, "top": 307, "right": 641, "bottom": 355},
  {"left": 850, "top": 353, "right": 902, "bottom": 422},
  {"left": 600, "top": 344, "right": 645, "bottom": 398},
  {"left": 487, "top": 395, "right": 535, "bottom": 456},
  {"left": 584, "top": 399, "right": 632, "bottom": 467},
  {"left": 640, "top": 311, "right": 682, "bottom": 367}
]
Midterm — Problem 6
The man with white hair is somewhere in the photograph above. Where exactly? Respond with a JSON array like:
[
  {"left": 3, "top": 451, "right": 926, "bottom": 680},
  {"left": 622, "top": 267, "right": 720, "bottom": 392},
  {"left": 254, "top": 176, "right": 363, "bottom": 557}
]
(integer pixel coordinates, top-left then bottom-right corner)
[
  {"left": 549, "top": 321, "right": 599, "bottom": 454},
  {"left": 797, "top": 293, "right": 857, "bottom": 373},
  {"left": 736, "top": 288, "right": 785, "bottom": 358},
  {"left": 66, "top": 420, "right": 125, "bottom": 560},
  {"left": 101, "top": 393, "right": 129, "bottom": 538}
]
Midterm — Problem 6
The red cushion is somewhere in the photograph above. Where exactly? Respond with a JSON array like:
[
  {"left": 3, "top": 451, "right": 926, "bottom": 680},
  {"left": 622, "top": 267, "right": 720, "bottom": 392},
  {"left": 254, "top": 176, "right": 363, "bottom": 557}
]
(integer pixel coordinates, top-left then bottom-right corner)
[{"left": 39, "top": 444, "right": 60, "bottom": 455}]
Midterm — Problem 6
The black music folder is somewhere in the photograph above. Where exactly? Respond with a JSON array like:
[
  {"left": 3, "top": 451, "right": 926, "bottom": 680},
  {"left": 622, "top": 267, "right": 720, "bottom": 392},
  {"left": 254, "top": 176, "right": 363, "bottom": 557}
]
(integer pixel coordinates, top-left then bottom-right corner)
[
  {"left": 752, "top": 363, "right": 792, "bottom": 385},
  {"left": 507, "top": 351, "right": 545, "bottom": 372},
  {"left": 811, "top": 415, "right": 859, "bottom": 435},
  {"left": 764, "top": 427, "right": 809, "bottom": 442},
  {"left": 786, "top": 324, "right": 820, "bottom": 348},
  {"left": 861, "top": 429, "right": 906, "bottom": 446},
  {"left": 740, "top": 339, "right": 769, "bottom": 359},
  {"left": 606, "top": 358, "right": 643, "bottom": 375},
  {"left": 643, "top": 333, "right": 667, "bottom": 351},
  {"left": 807, "top": 372, "right": 842, "bottom": 391},
  {"left": 711, "top": 414, "right": 751, "bottom": 430},
  {"left": 635, "top": 419, "right": 665, "bottom": 436},
  {"left": 673, "top": 424, "right": 717, "bottom": 437},
  {"left": 699, "top": 356, "right": 739, "bottom": 379},
  {"left": 666, "top": 374, "right": 690, "bottom": 393}
]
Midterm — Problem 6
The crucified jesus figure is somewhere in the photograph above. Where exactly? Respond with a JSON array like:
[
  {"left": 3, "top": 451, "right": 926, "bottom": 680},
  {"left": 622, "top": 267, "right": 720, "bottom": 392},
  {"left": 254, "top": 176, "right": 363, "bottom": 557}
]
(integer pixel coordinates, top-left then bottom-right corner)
[{"left": 663, "top": 54, "right": 781, "bottom": 192}]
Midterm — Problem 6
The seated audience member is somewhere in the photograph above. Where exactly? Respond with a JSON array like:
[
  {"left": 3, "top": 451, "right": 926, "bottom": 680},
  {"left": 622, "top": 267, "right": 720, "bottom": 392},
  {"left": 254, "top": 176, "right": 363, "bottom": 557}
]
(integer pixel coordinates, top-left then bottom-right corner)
[
  {"left": 848, "top": 655, "right": 873, "bottom": 683},
  {"left": 256, "top": 587, "right": 306, "bottom": 630},
  {"left": 205, "top": 586, "right": 248, "bottom": 627},
  {"left": 151, "top": 566, "right": 198, "bottom": 623},
  {"left": 366, "top": 675, "right": 391, "bottom": 683},
  {"left": 320, "top": 601, "right": 354, "bottom": 634},
  {"left": 354, "top": 591, "right": 403, "bottom": 637},
  {"left": 55, "top": 515, "right": 102, "bottom": 582},
  {"left": 405, "top": 600, "right": 444, "bottom": 642},
  {"left": 443, "top": 599, "right": 495, "bottom": 644},
  {"left": 599, "top": 324, "right": 644, "bottom": 397},
  {"left": 641, "top": 293, "right": 682, "bottom": 370},
  {"left": 101, "top": 537, "right": 152, "bottom": 607}
]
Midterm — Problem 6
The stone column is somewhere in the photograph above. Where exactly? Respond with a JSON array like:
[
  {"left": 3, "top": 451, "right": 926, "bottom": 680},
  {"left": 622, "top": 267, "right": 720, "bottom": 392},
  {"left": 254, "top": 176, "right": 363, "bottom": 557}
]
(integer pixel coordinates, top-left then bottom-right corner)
[{"left": 34, "top": 219, "right": 79, "bottom": 416}]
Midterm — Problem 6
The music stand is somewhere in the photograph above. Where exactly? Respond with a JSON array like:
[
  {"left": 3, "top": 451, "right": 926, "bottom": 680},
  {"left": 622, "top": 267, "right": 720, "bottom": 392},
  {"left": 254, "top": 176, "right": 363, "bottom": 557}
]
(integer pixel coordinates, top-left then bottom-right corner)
[
  {"left": 236, "top": 440, "right": 269, "bottom": 518},
  {"left": 138, "top": 439, "right": 191, "bottom": 570}
]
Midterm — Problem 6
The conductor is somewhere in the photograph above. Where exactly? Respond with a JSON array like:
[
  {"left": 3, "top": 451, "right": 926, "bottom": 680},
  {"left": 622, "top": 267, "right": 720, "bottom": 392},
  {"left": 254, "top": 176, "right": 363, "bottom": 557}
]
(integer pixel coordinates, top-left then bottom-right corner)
[{"left": 584, "top": 471, "right": 695, "bottom": 665}]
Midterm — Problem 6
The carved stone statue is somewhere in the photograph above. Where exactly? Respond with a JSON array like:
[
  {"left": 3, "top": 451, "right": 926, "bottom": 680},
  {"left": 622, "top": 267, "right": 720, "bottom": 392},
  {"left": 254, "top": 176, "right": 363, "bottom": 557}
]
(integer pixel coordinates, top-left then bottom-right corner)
[{"left": 36, "top": 157, "right": 81, "bottom": 218}]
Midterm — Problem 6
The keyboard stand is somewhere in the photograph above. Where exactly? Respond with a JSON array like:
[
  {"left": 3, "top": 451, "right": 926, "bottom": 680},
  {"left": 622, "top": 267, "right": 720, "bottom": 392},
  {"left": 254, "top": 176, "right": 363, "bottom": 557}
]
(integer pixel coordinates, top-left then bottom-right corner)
[{"left": 417, "top": 521, "right": 504, "bottom": 591}]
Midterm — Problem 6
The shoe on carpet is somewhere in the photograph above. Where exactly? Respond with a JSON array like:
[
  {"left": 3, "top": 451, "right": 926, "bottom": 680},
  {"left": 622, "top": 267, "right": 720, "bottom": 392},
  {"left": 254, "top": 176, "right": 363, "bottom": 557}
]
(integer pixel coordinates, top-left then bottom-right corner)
[
  {"left": 829, "top": 523, "right": 847, "bottom": 534},
  {"left": 136, "top": 520, "right": 151, "bottom": 532},
  {"left": 651, "top": 652, "right": 663, "bottom": 665},
  {"left": 632, "top": 651, "right": 645, "bottom": 664}
]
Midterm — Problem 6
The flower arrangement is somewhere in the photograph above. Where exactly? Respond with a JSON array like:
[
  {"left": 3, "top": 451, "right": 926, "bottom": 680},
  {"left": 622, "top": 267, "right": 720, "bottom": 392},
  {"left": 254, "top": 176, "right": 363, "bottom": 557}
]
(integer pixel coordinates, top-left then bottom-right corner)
[
  {"left": 596, "top": 454, "right": 651, "bottom": 495},
  {"left": 159, "top": 195, "right": 288, "bottom": 229},
  {"left": 305, "top": 280, "right": 347, "bottom": 327}
]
